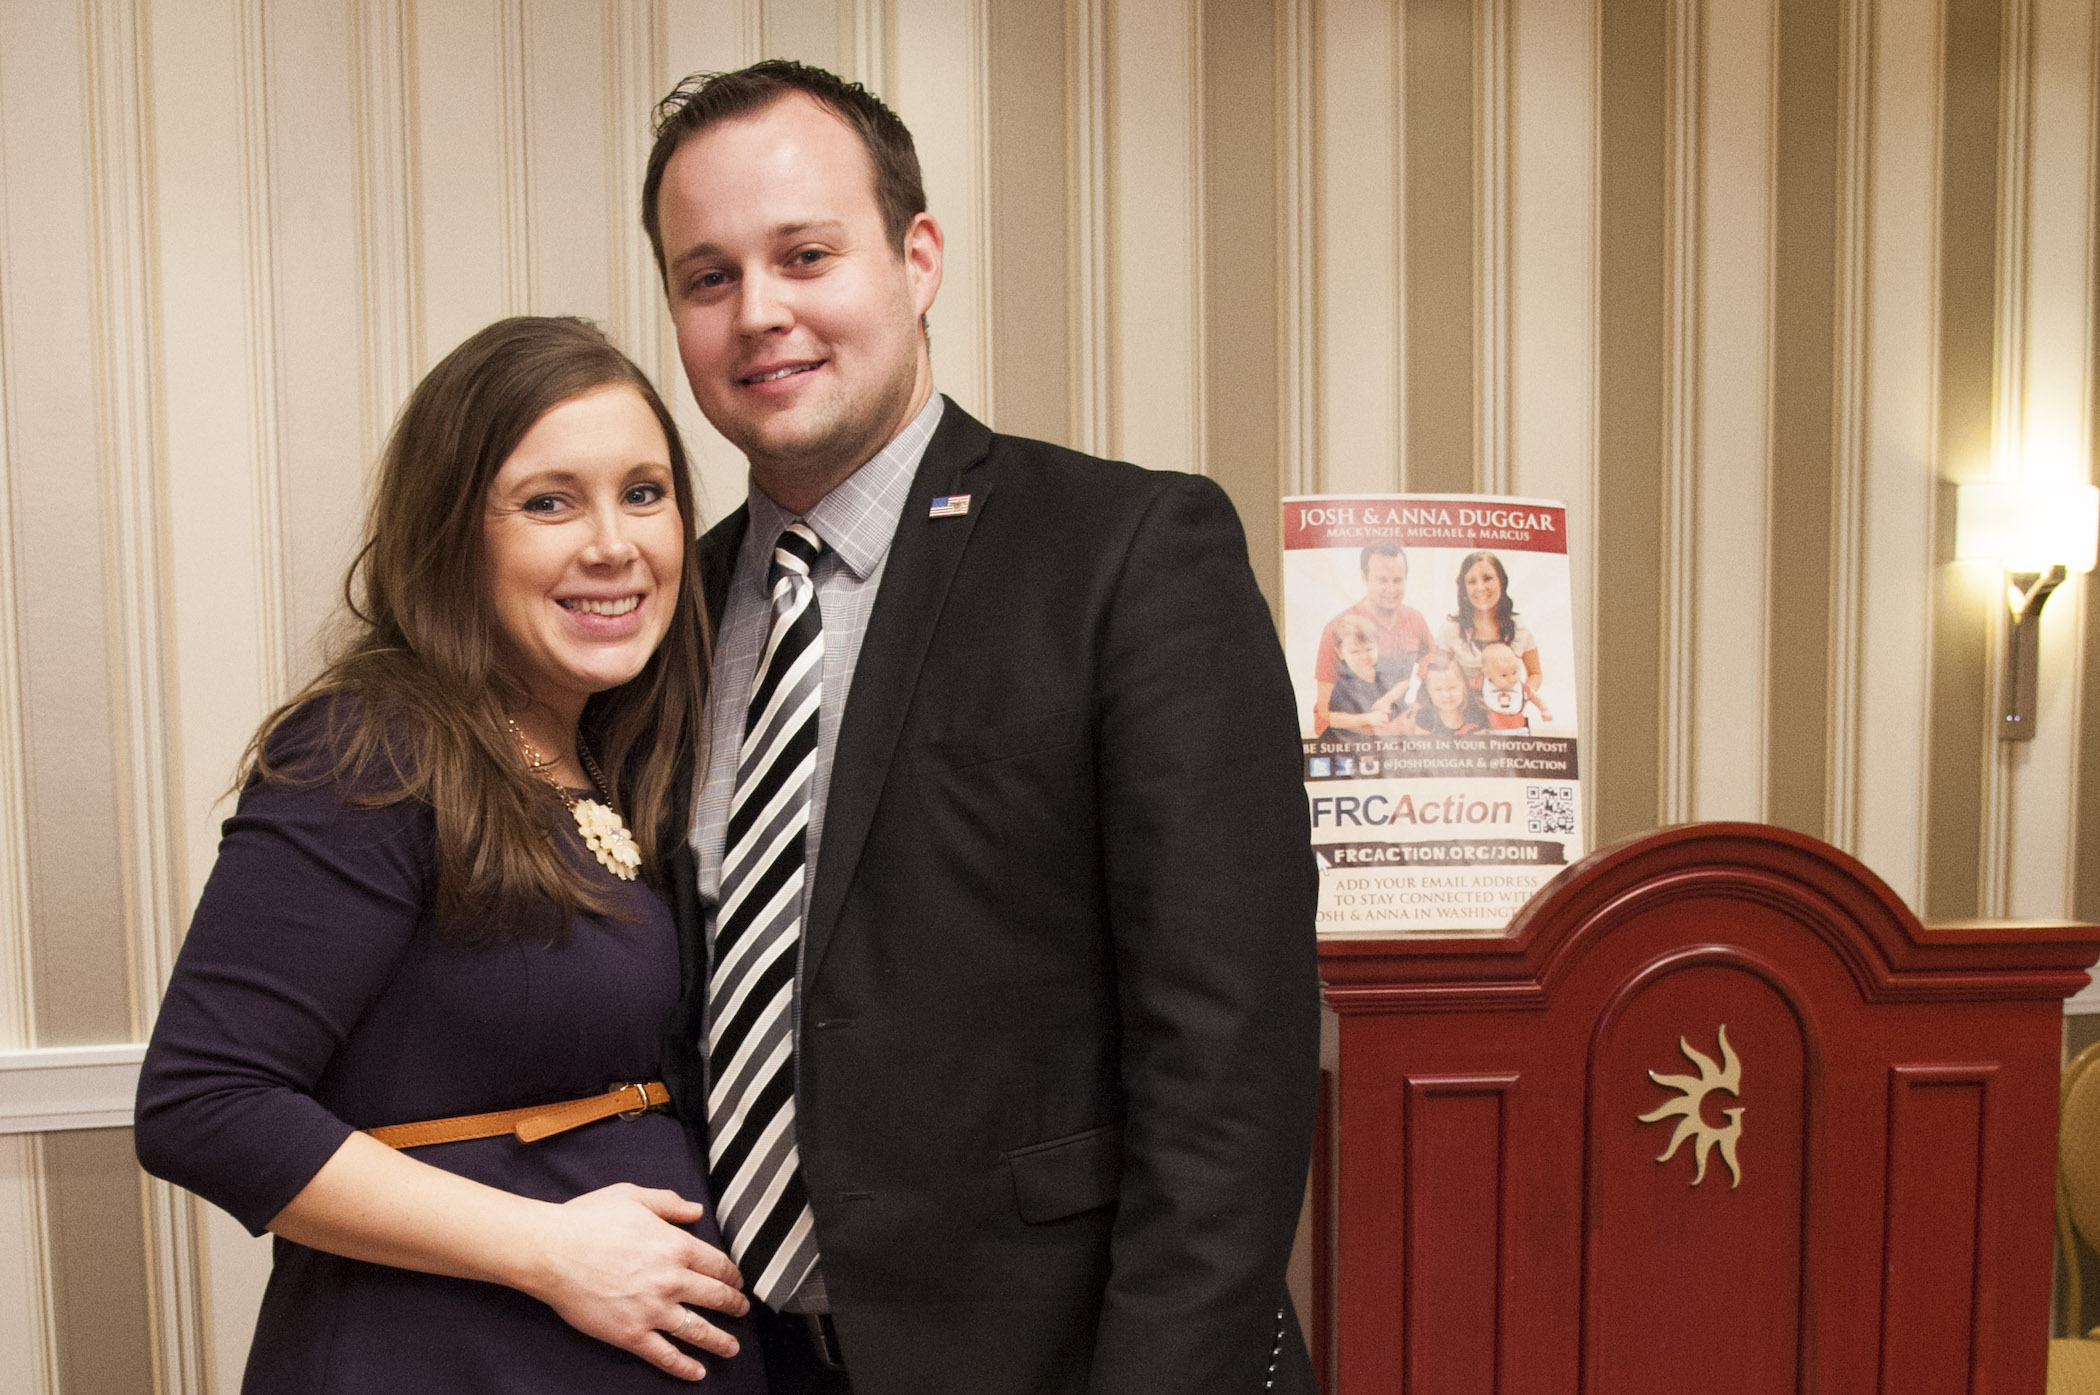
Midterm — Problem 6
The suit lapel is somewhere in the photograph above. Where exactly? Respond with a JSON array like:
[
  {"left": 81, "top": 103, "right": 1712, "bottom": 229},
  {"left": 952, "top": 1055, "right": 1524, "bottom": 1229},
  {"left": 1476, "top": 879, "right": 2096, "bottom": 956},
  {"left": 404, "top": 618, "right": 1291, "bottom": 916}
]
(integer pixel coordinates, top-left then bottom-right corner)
[
  {"left": 698, "top": 505, "right": 749, "bottom": 633},
  {"left": 801, "top": 398, "right": 994, "bottom": 988}
]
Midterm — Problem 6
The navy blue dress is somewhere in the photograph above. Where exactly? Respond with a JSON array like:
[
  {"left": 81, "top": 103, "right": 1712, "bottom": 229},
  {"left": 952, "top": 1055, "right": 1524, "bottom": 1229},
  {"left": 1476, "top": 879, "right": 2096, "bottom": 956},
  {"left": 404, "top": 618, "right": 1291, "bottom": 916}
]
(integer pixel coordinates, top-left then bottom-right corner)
[{"left": 135, "top": 711, "right": 763, "bottom": 1393}]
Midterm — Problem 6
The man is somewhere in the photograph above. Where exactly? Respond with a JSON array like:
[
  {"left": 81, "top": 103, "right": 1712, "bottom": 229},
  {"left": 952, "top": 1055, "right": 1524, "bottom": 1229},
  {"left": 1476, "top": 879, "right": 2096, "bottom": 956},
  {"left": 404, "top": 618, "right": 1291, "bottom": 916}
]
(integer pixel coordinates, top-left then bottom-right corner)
[
  {"left": 1310, "top": 540, "right": 1432, "bottom": 736},
  {"left": 645, "top": 61, "right": 1318, "bottom": 1394}
]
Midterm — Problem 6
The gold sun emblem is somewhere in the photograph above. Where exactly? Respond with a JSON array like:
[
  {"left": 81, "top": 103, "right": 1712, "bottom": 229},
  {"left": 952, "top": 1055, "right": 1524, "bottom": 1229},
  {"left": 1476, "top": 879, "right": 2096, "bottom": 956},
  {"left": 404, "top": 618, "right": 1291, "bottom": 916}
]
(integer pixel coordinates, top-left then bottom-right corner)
[{"left": 1635, "top": 1024, "right": 1744, "bottom": 1189}]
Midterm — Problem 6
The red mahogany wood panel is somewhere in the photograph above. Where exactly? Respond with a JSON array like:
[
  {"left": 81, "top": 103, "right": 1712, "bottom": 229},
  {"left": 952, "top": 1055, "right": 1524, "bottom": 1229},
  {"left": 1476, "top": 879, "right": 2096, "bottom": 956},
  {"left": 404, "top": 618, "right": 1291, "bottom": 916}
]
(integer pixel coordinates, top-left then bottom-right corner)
[{"left": 1313, "top": 823, "right": 2100, "bottom": 1395}]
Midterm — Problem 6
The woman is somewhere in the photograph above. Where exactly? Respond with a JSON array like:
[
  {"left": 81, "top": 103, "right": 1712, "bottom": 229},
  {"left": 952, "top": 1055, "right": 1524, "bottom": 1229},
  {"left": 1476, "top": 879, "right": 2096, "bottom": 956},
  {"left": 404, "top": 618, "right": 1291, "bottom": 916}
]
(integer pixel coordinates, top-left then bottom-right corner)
[
  {"left": 135, "top": 317, "right": 763, "bottom": 1392},
  {"left": 1438, "top": 551, "right": 1545, "bottom": 696}
]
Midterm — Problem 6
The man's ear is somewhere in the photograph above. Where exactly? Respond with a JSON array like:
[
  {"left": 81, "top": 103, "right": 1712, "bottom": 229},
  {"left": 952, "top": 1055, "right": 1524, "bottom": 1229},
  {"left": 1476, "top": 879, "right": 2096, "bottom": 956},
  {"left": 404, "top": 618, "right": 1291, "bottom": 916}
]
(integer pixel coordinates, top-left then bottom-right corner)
[{"left": 904, "top": 211, "right": 944, "bottom": 317}]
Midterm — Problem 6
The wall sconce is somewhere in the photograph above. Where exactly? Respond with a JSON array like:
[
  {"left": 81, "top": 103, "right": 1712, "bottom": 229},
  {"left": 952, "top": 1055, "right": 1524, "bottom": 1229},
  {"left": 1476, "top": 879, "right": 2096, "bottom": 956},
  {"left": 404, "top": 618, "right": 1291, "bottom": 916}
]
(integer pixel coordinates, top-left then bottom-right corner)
[{"left": 1954, "top": 480, "right": 2100, "bottom": 741}]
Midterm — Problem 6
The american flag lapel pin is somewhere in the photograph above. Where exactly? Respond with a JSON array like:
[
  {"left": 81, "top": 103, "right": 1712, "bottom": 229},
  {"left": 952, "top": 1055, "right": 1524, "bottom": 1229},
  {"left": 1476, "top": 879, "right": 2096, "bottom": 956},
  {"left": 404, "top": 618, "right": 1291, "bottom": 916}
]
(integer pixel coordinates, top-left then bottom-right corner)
[{"left": 928, "top": 494, "right": 971, "bottom": 518}]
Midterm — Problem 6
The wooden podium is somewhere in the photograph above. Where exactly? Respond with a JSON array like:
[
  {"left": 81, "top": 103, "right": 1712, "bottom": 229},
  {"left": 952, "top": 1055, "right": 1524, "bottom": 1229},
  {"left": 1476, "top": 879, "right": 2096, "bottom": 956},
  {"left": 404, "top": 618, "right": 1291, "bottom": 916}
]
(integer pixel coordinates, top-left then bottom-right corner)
[{"left": 1310, "top": 823, "right": 2100, "bottom": 1394}]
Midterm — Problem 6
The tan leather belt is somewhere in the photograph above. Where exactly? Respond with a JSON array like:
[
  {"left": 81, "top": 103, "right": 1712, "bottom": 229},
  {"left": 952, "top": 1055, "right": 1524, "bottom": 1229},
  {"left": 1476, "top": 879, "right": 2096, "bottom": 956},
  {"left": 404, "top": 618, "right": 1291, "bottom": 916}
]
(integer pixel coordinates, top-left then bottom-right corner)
[{"left": 368, "top": 1081, "right": 669, "bottom": 1149}]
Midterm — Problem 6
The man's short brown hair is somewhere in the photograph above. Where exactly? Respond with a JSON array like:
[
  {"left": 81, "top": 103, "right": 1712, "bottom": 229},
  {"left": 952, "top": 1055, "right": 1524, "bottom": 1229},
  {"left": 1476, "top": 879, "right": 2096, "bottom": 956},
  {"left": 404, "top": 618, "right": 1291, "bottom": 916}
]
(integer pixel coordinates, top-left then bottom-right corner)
[{"left": 641, "top": 60, "right": 926, "bottom": 283}]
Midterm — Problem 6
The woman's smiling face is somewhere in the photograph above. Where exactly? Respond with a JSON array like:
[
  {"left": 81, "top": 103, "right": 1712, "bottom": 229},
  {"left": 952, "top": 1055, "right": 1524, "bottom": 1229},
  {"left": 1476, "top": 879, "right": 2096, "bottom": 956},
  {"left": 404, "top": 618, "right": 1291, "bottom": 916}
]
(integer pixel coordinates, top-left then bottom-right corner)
[
  {"left": 1464, "top": 557, "right": 1503, "bottom": 612},
  {"left": 481, "top": 384, "right": 683, "bottom": 719}
]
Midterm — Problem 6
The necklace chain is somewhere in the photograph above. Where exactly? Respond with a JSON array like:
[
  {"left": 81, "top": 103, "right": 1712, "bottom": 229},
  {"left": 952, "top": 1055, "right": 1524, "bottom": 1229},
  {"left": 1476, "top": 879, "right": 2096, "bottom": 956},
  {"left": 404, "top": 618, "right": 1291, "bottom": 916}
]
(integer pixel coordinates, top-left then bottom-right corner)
[{"left": 503, "top": 715, "right": 641, "bottom": 880}]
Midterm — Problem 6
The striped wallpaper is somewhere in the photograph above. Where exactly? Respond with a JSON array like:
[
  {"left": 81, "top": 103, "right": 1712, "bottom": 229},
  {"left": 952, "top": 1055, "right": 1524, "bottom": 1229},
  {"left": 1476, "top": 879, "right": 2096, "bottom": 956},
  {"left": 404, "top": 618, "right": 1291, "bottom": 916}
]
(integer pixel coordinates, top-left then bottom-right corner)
[{"left": 0, "top": 0, "right": 2094, "bottom": 1388}]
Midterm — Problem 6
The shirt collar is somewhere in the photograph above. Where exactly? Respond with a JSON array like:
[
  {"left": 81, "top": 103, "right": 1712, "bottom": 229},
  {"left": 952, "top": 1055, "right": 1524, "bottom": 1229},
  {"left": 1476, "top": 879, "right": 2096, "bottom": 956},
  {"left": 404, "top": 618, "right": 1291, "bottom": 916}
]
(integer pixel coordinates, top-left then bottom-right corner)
[{"left": 742, "top": 393, "right": 946, "bottom": 593}]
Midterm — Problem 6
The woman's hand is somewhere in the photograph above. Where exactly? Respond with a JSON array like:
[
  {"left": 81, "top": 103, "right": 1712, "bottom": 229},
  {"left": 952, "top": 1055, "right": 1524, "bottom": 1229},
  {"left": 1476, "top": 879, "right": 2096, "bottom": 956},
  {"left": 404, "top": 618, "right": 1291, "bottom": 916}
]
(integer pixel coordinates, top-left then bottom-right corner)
[
  {"left": 521, "top": 1183, "right": 749, "bottom": 1381},
  {"left": 268, "top": 1135, "right": 747, "bottom": 1383}
]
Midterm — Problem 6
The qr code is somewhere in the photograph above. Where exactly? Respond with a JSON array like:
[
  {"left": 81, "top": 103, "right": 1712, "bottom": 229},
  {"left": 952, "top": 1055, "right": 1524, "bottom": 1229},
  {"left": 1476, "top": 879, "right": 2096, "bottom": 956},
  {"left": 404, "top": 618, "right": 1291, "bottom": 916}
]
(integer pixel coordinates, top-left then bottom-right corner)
[{"left": 1526, "top": 785, "right": 1576, "bottom": 836}]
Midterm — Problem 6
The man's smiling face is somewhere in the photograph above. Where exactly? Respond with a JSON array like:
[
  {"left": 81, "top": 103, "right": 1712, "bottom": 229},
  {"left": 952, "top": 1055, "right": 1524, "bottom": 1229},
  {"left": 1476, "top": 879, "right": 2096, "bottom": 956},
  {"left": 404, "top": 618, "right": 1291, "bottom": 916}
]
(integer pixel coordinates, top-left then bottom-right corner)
[{"left": 655, "top": 92, "right": 943, "bottom": 510}]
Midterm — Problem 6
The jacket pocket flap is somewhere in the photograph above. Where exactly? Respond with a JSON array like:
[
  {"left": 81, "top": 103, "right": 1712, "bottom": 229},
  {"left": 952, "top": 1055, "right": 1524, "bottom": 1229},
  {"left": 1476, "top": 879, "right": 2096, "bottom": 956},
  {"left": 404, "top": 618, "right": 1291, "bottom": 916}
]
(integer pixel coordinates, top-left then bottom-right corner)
[{"left": 1005, "top": 1121, "right": 1123, "bottom": 1224}]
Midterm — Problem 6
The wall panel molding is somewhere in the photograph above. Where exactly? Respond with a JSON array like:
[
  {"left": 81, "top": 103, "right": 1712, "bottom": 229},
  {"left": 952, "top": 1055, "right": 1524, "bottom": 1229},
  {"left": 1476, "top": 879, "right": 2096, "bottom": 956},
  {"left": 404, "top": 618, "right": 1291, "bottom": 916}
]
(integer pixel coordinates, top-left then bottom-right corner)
[
  {"left": 1660, "top": 0, "right": 1703, "bottom": 823},
  {"left": 352, "top": 0, "right": 421, "bottom": 461},
  {"left": 0, "top": 26, "right": 37, "bottom": 1055},
  {"left": 0, "top": 1139, "right": 58, "bottom": 1395},
  {"left": 1280, "top": 0, "right": 1317, "bottom": 493},
  {"left": 1690, "top": 0, "right": 1776, "bottom": 823},
  {"left": 1067, "top": 0, "right": 1114, "bottom": 456},
  {"left": 235, "top": 0, "right": 289, "bottom": 701},
  {"left": 1981, "top": 0, "right": 2035, "bottom": 915},
  {"left": 1825, "top": 0, "right": 1874, "bottom": 856},
  {"left": 1477, "top": 0, "right": 1514, "bottom": 495}
]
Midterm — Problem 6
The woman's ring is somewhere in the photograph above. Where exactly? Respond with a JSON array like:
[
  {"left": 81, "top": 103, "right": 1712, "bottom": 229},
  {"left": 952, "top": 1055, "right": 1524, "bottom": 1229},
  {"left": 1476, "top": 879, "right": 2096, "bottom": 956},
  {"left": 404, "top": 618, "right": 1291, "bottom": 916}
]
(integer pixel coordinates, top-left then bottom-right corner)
[{"left": 670, "top": 1306, "right": 693, "bottom": 1340}]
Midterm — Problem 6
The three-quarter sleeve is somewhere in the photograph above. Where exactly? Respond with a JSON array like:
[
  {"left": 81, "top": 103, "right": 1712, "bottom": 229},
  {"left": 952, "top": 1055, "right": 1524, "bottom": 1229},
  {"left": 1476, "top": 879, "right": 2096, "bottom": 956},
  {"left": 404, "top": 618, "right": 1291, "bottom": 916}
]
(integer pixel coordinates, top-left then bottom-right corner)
[{"left": 135, "top": 750, "right": 435, "bottom": 1235}]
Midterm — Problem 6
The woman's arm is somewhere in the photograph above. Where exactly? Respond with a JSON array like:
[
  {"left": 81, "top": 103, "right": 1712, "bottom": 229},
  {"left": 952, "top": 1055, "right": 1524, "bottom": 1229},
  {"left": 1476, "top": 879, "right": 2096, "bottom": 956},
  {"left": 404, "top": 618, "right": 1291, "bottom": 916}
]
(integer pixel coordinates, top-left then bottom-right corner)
[{"left": 270, "top": 1134, "right": 744, "bottom": 1380}]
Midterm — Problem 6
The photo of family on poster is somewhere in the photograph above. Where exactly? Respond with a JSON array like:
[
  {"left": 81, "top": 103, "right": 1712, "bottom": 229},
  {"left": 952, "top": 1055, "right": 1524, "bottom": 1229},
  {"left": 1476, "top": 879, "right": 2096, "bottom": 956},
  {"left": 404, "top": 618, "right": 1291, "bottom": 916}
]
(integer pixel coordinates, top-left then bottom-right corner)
[{"left": 1310, "top": 545, "right": 1558, "bottom": 743}]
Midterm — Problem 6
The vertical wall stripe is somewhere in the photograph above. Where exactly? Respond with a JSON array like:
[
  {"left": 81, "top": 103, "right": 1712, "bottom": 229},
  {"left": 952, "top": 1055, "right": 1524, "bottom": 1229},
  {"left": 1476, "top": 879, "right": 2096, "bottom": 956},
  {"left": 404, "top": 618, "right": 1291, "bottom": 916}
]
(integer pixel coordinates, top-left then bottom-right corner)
[
  {"left": 1476, "top": 0, "right": 1513, "bottom": 494},
  {"left": 851, "top": 0, "right": 894, "bottom": 93},
  {"left": 2006, "top": 0, "right": 2095, "bottom": 919},
  {"left": 1202, "top": 0, "right": 1281, "bottom": 603},
  {"left": 1822, "top": 0, "right": 1872, "bottom": 856},
  {"left": 87, "top": 0, "right": 210, "bottom": 1384},
  {"left": 235, "top": 0, "right": 288, "bottom": 699},
  {"left": 497, "top": 0, "right": 531, "bottom": 313},
  {"left": 660, "top": 2, "right": 765, "bottom": 525},
  {"left": 1279, "top": 0, "right": 1317, "bottom": 494},
  {"left": 1980, "top": 0, "right": 2033, "bottom": 914},
  {"left": 1108, "top": 0, "right": 1203, "bottom": 469},
  {"left": 1314, "top": 0, "right": 1402, "bottom": 494},
  {"left": 1659, "top": 0, "right": 1702, "bottom": 824},
  {"left": 6, "top": 0, "right": 129, "bottom": 1047},
  {"left": 1925, "top": 0, "right": 2004, "bottom": 919},
  {"left": 1690, "top": 0, "right": 1776, "bottom": 823},
  {"left": 1767, "top": 0, "right": 1841, "bottom": 841},
  {"left": 1851, "top": 0, "right": 1938, "bottom": 905},
  {"left": 988, "top": 0, "right": 1074, "bottom": 445},
  {"left": 520, "top": 7, "right": 616, "bottom": 325},
  {"left": 1404, "top": 0, "right": 1477, "bottom": 493},
  {"left": 352, "top": 0, "right": 421, "bottom": 461},
  {"left": 1509, "top": 0, "right": 1599, "bottom": 814},
  {"left": 2081, "top": 8, "right": 2100, "bottom": 925},
  {"left": 891, "top": 0, "right": 994, "bottom": 422},
  {"left": 0, "top": 1139, "right": 58, "bottom": 1395},
  {"left": 266, "top": 0, "right": 375, "bottom": 683},
  {"left": 1066, "top": 0, "right": 1114, "bottom": 457},
  {"left": 0, "top": 3, "right": 39, "bottom": 1052},
  {"left": 608, "top": 2, "right": 666, "bottom": 388},
  {"left": 42, "top": 1131, "right": 153, "bottom": 1395},
  {"left": 1594, "top": 0, "right": 1667, "bottom": 843},
  {"left": 765, "top": 0, "right": 842, "bottom": 69}
]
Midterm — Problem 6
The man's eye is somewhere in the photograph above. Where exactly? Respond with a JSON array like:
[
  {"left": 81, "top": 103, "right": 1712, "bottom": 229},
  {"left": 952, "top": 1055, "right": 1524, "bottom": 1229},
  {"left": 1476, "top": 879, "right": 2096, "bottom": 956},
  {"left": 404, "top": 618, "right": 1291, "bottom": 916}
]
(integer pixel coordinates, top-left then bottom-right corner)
[
  {"left": 792, "top": 248, "right": 827, "bottom": 267},
  {"left": 692, "top": 270, "right": 729, "bottom": 292}
]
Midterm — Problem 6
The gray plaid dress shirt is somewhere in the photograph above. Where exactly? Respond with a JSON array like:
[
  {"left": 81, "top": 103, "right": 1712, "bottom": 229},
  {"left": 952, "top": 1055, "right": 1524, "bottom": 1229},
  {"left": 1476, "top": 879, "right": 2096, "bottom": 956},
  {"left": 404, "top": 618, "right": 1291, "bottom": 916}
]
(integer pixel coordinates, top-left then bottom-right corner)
[{"left": 690, "top": 392, "right": 944, "bottom": 1312}]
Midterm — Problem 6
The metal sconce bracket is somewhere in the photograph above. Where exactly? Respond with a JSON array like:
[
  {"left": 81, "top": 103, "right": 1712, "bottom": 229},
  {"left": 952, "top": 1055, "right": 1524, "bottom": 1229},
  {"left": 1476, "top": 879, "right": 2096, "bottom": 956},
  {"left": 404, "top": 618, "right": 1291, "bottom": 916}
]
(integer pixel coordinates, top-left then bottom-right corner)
[{"left": 2000, "top": 565, "right": 2068, "bottom": 741}]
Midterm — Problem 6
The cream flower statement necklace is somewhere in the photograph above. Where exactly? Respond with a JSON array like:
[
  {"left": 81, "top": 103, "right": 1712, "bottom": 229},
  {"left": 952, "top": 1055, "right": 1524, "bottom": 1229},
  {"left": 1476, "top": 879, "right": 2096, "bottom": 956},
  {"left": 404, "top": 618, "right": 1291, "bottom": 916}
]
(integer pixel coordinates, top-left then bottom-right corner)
[{"left": 506, "top": 716, "right": 642, "bottom": 881}]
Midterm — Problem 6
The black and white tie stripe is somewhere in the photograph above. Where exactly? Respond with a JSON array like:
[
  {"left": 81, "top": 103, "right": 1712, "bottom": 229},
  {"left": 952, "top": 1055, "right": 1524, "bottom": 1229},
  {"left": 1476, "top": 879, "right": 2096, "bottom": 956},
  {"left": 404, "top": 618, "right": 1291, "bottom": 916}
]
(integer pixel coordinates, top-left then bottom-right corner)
[{"left": 708, "top": 522, "right": 823, "bottom": 1307}]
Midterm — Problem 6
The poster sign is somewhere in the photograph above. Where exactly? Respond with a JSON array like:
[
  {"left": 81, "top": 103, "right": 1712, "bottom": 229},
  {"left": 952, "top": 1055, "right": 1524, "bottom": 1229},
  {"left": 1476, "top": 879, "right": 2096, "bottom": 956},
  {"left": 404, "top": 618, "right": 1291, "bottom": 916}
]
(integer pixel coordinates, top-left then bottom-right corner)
[{"left": 1282, "top": 494, "right": 1585, "bottom": 935}]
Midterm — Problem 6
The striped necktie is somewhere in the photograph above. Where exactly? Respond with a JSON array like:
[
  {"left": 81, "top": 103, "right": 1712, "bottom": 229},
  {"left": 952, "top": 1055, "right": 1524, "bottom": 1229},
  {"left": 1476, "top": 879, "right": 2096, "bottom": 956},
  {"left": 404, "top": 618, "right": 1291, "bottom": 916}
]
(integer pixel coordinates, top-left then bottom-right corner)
[{"left": 708, "top": 522, "right": 823, "bottom": 1306}]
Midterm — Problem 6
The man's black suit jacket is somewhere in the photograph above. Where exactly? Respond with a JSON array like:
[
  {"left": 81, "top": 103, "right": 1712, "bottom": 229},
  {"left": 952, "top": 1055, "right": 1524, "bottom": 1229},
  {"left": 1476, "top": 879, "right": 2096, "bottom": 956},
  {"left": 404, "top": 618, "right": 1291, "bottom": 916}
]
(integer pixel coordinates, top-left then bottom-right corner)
[{"left": 663, "top": 401, "right": 1321, "bottom": 1394}]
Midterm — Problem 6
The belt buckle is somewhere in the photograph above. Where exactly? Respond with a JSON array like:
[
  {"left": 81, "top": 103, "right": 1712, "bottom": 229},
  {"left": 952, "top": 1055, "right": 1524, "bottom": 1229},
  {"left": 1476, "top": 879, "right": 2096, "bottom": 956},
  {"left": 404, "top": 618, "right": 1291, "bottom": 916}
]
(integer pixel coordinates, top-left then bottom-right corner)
[
  {"left": 609, "top": 1082, "right": 651, "bottom": 1120},
  {"left": 803, "top": 1312, "right": 847, "bottom": 1372}
]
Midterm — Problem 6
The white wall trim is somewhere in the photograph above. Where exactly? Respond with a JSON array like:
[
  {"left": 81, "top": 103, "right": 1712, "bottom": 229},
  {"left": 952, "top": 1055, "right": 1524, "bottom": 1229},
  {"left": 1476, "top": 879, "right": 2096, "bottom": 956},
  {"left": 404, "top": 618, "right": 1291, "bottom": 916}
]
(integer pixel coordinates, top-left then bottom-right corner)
[
  {"left": 1279, "top": 0, "right": 1315, "bottom": 493},
  {"left": 1660, "top": 0, "right": 1703, "bottom": 825},
  {"left": 1476, "top": 0, "right": 1514, "bottom": 496},
  {"left": 352, "top": 0, "right": 422, "bottom": 461},
  {"left": 1068, "top": 0, "right": 1114, "bottom": 457},
  {"left": 0, "top": 1044, "right": 144, "bottom": 1135},
  {"left": 0, "top": 41, "right": 36, "bottom": 1054},
  {"left": 1826, "top": 0, "right": 1874, "bottom": 854}
]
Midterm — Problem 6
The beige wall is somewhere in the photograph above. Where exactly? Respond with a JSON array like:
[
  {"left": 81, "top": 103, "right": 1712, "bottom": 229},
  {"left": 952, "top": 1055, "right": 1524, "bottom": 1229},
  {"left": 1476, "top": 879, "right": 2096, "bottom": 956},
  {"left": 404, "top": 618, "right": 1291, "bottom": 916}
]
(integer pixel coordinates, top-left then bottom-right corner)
[{"left": 0, "top": 0, "right": 2096, "bottom": 1389}]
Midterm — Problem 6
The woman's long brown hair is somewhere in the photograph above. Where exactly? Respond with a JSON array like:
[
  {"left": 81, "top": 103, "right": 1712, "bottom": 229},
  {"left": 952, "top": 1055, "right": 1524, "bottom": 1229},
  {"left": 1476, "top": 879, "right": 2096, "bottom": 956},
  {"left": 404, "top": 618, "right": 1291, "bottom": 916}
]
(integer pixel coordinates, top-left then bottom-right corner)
[{"left": 244, "top": 316, "right": 708, "bottom": 942}]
